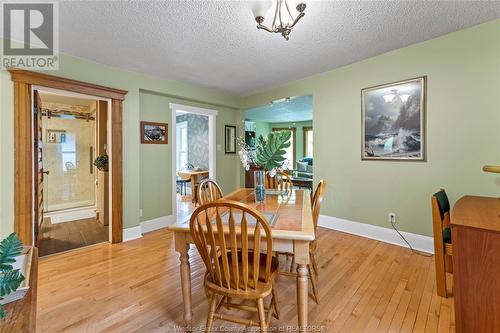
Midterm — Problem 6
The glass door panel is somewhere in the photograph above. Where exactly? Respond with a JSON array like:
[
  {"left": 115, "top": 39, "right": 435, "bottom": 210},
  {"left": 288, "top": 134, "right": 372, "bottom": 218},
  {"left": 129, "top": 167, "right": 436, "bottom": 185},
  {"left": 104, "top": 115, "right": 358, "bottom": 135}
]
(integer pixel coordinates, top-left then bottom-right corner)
[{"left": 43, "top": 117, "right": 96, "bottom": 212}]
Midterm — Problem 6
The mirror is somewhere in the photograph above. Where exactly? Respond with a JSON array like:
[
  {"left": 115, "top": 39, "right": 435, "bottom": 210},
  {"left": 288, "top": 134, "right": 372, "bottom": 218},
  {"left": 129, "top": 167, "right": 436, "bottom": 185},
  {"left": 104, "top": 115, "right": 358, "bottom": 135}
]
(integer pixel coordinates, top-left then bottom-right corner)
[{"left": 225, "top": 125, "right": 236, "bottom": 154}]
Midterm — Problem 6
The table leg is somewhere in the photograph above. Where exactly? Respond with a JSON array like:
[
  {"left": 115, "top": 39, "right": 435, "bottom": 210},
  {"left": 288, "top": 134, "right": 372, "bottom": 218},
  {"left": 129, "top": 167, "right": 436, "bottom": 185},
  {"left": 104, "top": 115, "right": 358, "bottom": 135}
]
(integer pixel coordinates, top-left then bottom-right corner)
[
  {"left": 296, "top": 264, "right": 308, "bottom": 330},
  {"left": 190, "top": 175, "right": 196, "bottom": 204},
  {"left": 176, "top": 234, "right": 193, "bottom": 328},
  {"left": 294, "top": 240, "right": 309, "bottom": 330}
]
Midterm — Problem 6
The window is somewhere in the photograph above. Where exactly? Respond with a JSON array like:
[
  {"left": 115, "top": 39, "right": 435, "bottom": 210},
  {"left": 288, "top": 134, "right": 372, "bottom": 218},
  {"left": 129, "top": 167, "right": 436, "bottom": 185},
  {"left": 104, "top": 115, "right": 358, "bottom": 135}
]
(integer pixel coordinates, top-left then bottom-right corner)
[
  {"left": 303, "top": 127, "right": 313, "bottom": 157},
  {"left": 176, "top": 121, "right": 188, "bottom": 171},
  {"left": 61, "top": 133, "right": 76, "bottom": 172},
  {"left": 272, "top": 127, "right": 296, "bottom": 170}
]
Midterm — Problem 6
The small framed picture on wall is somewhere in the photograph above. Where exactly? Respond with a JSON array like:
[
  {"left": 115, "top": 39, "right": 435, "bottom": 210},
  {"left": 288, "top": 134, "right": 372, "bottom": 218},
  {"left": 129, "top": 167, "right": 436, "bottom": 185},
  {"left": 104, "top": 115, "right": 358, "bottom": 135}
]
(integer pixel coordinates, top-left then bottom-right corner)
[
  {"left": 361, "top": 76, "right": 426, "bottom": 161},
  {"left": 225, "top": 125, "right": 236, "bottom": 154},
  {"left": 141, "top": 121, "right": 168, "bottom": 144}
]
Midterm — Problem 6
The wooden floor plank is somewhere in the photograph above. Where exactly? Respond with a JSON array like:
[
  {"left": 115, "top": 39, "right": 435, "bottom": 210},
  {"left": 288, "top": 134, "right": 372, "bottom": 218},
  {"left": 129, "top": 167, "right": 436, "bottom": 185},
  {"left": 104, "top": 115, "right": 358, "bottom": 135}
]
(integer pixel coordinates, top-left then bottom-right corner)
[{"left": 36, "top": 227, "right": 454, "bottom": 332}]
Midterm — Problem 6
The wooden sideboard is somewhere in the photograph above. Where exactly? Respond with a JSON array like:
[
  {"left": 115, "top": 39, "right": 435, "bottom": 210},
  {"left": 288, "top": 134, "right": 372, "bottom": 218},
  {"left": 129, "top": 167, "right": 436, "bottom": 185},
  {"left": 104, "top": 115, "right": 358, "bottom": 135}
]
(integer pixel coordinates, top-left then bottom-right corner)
[
  {"left": 0, "top": 247, "right": 38, "bottom": 333},
  {"left": 451, "top": 196, "right": 500, "bottom": 333}
]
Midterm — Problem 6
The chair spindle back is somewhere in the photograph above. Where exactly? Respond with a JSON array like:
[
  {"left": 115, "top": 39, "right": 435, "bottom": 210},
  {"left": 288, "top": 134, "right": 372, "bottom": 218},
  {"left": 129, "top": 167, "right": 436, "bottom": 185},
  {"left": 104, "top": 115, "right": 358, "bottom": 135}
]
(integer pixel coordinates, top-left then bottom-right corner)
[
  {"left": 265, "top": 171, "right": 293, "bottom": 191},
  {"left": 190, "top": 200, "right": 274, "bottom": 291},
  {"left": 198, "top": 179, "right": 224, "bottom": 205}
]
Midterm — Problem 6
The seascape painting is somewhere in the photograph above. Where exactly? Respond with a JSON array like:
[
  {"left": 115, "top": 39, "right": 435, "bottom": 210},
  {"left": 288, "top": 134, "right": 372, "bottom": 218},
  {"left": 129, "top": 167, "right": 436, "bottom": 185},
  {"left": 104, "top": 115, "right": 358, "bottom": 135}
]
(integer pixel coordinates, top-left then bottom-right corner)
[{"left": 362, "top": 77, "right": 426, "bottom": 160}]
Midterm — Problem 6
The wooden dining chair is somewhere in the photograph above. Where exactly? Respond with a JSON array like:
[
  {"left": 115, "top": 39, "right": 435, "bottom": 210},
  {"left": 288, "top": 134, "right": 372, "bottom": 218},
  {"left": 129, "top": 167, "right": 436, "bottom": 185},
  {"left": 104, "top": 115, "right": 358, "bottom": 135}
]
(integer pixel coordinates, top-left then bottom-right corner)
[
  {"left": 276, "top": 179, "right": 326, "bottom": 304},
  {"left": 190, "top": 200, "right": 280, "bottom": 331},
  {"left": 198, "top": 179, "right": 224, "bottom": 205},
  {"left": 431, "top": 189, "right": 453, "bottom": 298},
  {"left": 265, "top": 171, "right": 293, "bottom": 191}
]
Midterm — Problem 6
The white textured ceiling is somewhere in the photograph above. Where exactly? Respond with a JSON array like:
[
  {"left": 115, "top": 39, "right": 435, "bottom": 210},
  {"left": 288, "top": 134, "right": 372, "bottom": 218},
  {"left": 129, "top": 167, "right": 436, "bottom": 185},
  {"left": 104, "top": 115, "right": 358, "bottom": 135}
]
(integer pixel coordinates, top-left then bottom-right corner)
[
  {"left": 246, "top": 95, "right": 312, "bottom": 122},
  {"left": 54, "top": 0, "right": 500, "bottom": 96}
]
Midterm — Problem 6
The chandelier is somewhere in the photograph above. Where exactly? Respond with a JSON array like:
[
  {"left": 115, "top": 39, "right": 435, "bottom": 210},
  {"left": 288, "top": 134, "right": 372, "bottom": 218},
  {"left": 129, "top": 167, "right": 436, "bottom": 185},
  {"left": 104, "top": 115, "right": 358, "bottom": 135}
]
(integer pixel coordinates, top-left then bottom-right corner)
[{"left": 249, "top": 0, "right": 307, "bottom": 40}]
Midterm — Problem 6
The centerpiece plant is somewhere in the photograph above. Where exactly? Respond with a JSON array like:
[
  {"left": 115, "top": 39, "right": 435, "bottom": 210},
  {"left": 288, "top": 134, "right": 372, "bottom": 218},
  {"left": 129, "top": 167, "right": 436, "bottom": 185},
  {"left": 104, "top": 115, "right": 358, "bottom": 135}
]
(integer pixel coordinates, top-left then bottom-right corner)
[{"left": 238, "top": 130, "right": 292, "bottom": 202}]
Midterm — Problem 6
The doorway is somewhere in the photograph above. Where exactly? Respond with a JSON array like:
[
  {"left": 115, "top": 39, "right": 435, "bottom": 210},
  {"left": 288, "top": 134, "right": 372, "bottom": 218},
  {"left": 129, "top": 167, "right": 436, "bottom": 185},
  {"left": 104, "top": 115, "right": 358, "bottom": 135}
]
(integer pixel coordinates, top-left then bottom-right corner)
[
  {"left": 244, "top": 95, "right": 313, "bottom": 190},
  {"left": 9, "top": 69, "right": 126, "bottom": 247},
  {"left": 35, "top": 89, "right": 110, "bottom": 256},
  {"left": 170, "top": 104, "right": 217, "bottom": 223}
]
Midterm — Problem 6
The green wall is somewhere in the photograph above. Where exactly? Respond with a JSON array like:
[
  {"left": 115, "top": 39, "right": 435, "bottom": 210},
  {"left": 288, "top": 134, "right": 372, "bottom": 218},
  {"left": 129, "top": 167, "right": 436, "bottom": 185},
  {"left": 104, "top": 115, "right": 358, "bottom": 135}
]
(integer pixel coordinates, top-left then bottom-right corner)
[
  {"left": 252, "top": 121, "right": 271, "bottom": 141},
  {"left": 242, "top": 20, "right": 500, "bottom": 236},
  {"left": 0, "top": 44, "right": 242, "bottom": 236},
  {"left": 139, "top": 91, "right": 243, "bottom": 222}
]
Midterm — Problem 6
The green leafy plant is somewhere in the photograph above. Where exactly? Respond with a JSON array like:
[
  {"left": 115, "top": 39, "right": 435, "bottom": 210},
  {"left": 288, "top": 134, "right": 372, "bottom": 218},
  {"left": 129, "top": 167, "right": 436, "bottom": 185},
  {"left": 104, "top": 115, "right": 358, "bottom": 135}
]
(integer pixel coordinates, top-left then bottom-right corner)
[
  {"left": 238, "top": 129, "right": 291, "bottom": 173},
  {"left": 256, "top": 131, "right": 292, "bottom": 171},
  {"left": 94, "top": 154, "right": 109, "bottom": 172},
  {"left": 0, "top": 233, "right": 25, "bottom": 319}
]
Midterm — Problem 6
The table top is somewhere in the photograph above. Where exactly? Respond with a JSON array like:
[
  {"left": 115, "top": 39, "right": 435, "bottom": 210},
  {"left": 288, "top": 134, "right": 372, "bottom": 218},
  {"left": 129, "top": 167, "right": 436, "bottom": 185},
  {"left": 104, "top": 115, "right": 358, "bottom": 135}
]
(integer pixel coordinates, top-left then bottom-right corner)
[
  {"left": 169, "top": 188, "right": 315, "bottom": 241},
  {"left": 451, "top": 195, "right": 500, "bottom": 232},
  {"left": 178, "top": 170, "right": 209, "bottom": 176}
]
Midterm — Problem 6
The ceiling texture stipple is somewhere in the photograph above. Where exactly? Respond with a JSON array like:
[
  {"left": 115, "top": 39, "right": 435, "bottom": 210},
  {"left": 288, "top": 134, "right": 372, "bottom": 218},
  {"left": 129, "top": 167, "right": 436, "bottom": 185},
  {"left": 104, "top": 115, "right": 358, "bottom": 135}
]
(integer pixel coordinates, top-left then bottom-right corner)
[{"left": 50, "top": 1, "right": 500, "bottom": 96}]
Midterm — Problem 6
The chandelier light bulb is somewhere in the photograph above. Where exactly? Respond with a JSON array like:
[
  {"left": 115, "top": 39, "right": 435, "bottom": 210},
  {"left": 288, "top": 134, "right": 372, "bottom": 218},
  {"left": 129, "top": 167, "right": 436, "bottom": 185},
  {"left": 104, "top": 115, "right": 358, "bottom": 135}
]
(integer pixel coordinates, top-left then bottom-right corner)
[{"left": 249, "top": 0, "right": 273, "bottom": 22}]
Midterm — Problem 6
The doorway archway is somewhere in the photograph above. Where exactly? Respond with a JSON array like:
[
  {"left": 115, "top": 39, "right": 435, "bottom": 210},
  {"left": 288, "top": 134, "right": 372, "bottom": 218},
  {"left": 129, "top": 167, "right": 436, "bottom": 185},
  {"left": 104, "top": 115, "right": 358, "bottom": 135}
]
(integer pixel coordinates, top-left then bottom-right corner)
[{"left": 9, "top": 69, "right": 127, "bottom": 245}]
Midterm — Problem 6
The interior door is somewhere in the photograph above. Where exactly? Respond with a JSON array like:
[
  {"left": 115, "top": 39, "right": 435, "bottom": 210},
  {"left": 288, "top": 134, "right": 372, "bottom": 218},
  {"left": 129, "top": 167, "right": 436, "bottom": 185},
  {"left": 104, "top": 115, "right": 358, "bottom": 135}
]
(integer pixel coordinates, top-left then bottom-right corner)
[{"left": 33, "top": 90, "right": 45, "bottom": 245}]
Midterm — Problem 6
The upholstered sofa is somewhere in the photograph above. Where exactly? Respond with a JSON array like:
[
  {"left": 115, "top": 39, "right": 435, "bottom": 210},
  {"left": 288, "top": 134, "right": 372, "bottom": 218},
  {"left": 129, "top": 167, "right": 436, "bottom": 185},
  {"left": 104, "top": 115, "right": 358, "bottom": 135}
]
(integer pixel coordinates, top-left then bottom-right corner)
[{"left": 295, "top": 157, "right": 313, "bottom": 178}]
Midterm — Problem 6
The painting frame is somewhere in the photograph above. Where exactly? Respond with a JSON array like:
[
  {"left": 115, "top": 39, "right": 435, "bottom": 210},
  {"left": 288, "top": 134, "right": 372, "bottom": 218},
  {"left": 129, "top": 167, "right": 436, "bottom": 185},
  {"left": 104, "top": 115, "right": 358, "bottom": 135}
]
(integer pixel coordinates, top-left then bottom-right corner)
[
  {"left": 141, "top": 121, "right": 168, "bottom": 144},
  {"left": 225, "top": 125, "right": 237, "bottom": 154},
  {"left": 361, "top": 76, "right": 427, "bottom": 161}
]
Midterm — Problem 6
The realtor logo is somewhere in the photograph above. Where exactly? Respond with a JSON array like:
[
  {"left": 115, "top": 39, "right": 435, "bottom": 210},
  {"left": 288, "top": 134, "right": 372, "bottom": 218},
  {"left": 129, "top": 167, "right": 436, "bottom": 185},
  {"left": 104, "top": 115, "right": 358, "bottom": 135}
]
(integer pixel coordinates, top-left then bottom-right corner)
[{"left": 1, "top": 1, "right": 59, "bottom": 69}]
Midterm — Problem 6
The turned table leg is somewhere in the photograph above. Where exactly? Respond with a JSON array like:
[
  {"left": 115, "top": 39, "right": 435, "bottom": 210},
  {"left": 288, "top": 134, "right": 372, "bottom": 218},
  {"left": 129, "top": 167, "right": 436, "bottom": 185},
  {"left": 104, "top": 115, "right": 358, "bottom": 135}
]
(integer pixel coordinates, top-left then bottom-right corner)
[
  {"left": 294, "top": 240, "right": 309, "bottom": 330},
  {"left": 176, "top": 233, "right": 193, "bottom": 328},
  {"left": 296, "top": 264, "right": 308, "bottom": 330}
]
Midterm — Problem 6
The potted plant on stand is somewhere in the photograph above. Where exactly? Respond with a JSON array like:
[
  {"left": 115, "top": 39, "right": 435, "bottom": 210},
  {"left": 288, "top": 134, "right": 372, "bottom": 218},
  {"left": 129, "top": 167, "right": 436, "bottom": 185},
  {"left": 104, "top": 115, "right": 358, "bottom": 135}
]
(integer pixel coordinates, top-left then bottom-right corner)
[
  {"left": 238, "top": 130, "right": 291, "bottom": 203},
  {"left": 0, "top": 233, "right": 28, "bottom": 319}
]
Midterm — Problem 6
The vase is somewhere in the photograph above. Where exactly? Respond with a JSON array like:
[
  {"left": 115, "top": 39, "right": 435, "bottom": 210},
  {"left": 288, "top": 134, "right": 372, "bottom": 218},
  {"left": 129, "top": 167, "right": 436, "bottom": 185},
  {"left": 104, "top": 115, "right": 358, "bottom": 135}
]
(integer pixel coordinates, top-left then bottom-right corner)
[{"left": 254, "top": 170, "right": 266, "bottom": 203}]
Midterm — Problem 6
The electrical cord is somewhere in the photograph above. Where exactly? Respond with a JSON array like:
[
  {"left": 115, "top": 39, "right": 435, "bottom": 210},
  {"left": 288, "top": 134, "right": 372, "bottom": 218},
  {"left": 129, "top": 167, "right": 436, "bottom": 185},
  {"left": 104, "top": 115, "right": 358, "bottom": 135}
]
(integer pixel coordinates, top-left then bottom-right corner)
[{"left": 390, "top": 220, "right": 433, "bottom": 257}]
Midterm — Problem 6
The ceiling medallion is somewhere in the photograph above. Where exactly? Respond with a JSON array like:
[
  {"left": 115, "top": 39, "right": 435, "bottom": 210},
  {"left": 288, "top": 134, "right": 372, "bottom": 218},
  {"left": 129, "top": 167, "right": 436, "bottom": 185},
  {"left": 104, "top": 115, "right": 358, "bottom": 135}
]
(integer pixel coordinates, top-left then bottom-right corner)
[{"left": 250, "top": 0, "right": 306, "bottom": 40}]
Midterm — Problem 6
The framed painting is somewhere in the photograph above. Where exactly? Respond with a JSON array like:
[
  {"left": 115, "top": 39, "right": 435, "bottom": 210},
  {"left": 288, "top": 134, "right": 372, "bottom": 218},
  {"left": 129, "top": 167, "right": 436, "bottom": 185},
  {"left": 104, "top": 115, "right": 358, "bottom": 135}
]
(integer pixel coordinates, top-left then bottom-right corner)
[
  {"left": 361, "top": 76, "right": 426, "bottom": 161},
  {"left": 141, "top": 121, "right": 168, "bottom": 144},
  {"left": 225, "top": 125, "right": 236, "bottom": 154}
]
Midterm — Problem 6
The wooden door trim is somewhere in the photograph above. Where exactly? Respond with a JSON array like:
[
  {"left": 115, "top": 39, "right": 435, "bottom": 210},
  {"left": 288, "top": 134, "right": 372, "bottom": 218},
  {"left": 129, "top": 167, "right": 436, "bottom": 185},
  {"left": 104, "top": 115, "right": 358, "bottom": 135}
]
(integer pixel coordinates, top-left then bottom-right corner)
[
  {"left": 9, "top": 70, "right": 127, "bottom": 244},
  {"left": 302, "top": 126, "right": 313, "bottom": 158},
  {"left": 13, "top": 82, "right": 33, "bottom": 244},
  {"left": 9, "top": 69, "right": 127, "bottom": 101}
]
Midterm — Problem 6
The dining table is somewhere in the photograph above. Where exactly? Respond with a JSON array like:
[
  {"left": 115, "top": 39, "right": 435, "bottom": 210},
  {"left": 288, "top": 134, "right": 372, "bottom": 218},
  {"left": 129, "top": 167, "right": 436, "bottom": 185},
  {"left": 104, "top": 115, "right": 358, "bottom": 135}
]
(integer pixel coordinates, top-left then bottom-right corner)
[
  {"left": 177, "top": 170, "right": 209, "bottom": 198},
  {"left": 168, "top": 188, "right": 315, "bottom": 329}
]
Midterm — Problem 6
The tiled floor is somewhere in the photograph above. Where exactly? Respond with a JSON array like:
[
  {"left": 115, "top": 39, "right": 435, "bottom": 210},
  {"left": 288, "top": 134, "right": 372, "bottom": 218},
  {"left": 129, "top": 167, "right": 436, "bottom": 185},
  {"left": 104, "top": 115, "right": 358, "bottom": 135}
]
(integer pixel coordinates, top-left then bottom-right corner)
[{"left": 39, "top": 217, "right": 108, "bottom": 257}]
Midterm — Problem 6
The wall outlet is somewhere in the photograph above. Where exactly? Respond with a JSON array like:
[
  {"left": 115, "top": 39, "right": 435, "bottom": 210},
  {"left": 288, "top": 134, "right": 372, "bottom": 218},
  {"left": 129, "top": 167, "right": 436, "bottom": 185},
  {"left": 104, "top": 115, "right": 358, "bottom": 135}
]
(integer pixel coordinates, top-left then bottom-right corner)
[
  {"left": 388, "top": 212, "right": 396, "bottom": 224},
  {"left": 139, "top": 209, "right": 143, "bottom": 218}
]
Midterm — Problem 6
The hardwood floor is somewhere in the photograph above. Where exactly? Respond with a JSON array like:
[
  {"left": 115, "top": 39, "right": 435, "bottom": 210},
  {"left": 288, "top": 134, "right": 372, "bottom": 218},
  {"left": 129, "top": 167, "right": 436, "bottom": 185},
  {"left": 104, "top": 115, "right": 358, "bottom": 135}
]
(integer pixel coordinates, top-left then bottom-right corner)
[
  {"left": 37, "top": 227, "right": 454, "bottom": 332},
  {"left": 39, "top": 217, "right": 108, "bottom": 257}
]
